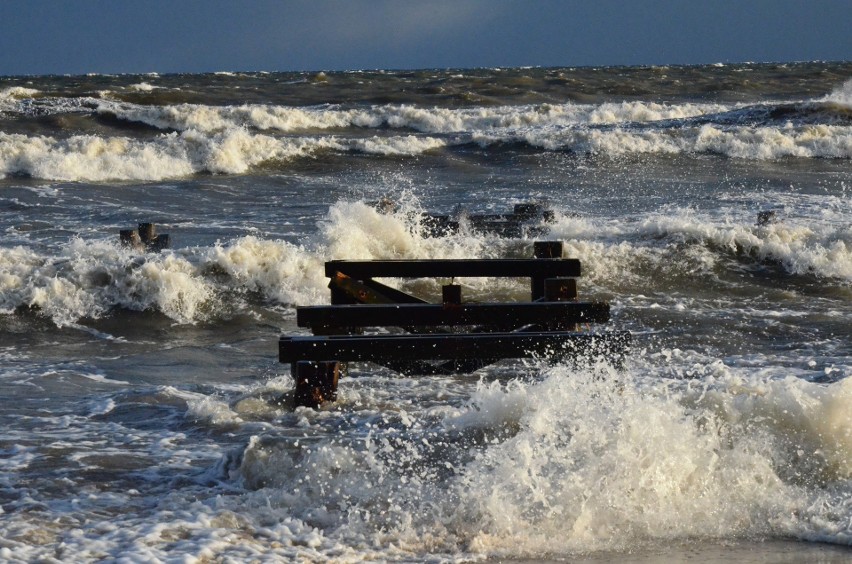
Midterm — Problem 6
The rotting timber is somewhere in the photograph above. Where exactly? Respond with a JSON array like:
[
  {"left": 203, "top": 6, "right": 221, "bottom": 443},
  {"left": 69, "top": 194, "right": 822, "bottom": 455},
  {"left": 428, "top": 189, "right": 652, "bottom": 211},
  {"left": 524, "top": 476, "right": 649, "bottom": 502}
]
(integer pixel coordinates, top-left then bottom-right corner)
[{"left": 279, "top": 241, "right": 630, "bottom": 408}]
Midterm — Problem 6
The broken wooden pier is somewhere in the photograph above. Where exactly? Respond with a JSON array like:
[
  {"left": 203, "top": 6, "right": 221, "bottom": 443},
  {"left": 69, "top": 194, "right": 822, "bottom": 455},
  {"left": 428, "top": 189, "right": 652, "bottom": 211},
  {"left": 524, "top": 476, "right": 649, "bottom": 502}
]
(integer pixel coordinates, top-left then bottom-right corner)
[
  {"left": 279, "top": 241, "right": 630, "bottom": 408},
  {"left": 373, "top": 200, "right": 557, "bottom": 238}
]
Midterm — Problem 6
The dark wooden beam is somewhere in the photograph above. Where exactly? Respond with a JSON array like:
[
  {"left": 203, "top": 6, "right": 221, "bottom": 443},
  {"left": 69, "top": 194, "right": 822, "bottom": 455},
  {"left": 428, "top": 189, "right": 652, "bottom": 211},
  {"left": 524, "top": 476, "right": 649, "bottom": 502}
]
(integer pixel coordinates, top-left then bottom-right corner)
[
  {"left": 324, "top": 259, "right": 581, "bottom": 279},
  {"left": 279, "top": 331, "right": 630, "bottom": 363},
  {"left": 296, "top": 302, "right": 609, "bottom": 329}
]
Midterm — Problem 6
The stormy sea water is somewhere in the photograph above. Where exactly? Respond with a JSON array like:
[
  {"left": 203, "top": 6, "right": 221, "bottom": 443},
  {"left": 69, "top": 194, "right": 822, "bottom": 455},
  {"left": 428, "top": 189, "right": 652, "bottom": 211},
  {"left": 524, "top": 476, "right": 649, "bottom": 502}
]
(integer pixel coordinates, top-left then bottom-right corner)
[{"left": 0, "top": 62, "right": 850, "bottom": 562}]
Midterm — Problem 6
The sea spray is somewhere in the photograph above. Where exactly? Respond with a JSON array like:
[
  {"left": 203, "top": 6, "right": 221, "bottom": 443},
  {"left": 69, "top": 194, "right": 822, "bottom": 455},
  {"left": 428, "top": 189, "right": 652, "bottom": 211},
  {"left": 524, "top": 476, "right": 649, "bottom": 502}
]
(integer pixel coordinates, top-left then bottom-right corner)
[{"left": 225, "top": 359, "right": 851, "bottom": 557}]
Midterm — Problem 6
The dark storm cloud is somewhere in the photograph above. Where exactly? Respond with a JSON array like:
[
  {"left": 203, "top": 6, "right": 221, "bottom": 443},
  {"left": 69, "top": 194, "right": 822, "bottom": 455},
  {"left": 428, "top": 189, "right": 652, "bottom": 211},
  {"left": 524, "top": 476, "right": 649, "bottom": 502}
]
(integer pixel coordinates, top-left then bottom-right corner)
[{"left": 0, "top": 0, "right": 849, "bottom": 75}]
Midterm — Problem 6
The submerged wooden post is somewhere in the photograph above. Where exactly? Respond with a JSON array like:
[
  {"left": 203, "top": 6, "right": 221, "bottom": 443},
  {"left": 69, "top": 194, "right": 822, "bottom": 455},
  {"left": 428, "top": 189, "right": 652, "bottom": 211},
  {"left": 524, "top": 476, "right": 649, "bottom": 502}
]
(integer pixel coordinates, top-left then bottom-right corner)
[
  {"left": 138, "top": 223, "right": 156, "bottom": 245},
  {"left": 119, "top": 223, "right": 170, "bottom": 252},
  {"left": 293, "top": 361, "right": 340, "bottom": 408},
  {"left": 119, "top": 229, "right": 143, "bottom": 250},
  {"left": 757, "top": 210, "right": 777, "bottom": 226}
]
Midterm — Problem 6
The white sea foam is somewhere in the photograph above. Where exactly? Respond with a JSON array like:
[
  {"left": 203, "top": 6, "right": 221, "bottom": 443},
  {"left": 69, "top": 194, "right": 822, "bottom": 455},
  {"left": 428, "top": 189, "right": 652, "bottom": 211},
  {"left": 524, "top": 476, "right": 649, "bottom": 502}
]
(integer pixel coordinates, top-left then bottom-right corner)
[
  {"left": 0, "top": 239, "right": 215, "bottom": 326},
  {"left": 225, "top": 363, "right": 852, "bottom": 558},
  {"left": 128, "top": 82, "right": 159, "bottom": 92},
  {"left": 204, "top": 235, "right": 328, "bottom": 306},
  {"left": 0, "top": 129, "right": 447, "bottom": 181},
  {"left": 2, "top": 95, "right": 848, "bottom": 182},
  {"left": 0, "top": 86, "right": 40, "bottom": 101},
  {"left": 0, "top": 86, "right": 40, "bottom": 112},
  {"left": 435, "top": 366, "right": 851, "bottom": 554},
  {"left": 633, "top": 212, "right": 852, "bottom": 282},
  {"left": 99, "top": 99, "right": 730, "bottom": 135},
  {"left": 823, "top": 78, "right": 852, "bottom": 108},
  {"left": 473, "top": 123, "right": 852, "bottom": 159}
]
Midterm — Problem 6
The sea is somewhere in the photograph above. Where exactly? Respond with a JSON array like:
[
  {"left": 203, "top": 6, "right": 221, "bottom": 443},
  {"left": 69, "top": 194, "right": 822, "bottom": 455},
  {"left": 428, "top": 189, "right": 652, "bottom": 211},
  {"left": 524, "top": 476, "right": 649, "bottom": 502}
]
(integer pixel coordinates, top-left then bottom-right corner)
[{"left": 0, "top": 62, "right": 850, "bottom": 562}]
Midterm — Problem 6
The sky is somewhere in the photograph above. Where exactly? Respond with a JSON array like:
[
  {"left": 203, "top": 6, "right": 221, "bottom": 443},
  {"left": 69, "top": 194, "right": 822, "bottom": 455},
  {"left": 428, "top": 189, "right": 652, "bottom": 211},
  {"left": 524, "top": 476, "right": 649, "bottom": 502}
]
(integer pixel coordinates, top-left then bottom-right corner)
[{"left": 1, "top": 0, "right": 850, "bottom": 76}]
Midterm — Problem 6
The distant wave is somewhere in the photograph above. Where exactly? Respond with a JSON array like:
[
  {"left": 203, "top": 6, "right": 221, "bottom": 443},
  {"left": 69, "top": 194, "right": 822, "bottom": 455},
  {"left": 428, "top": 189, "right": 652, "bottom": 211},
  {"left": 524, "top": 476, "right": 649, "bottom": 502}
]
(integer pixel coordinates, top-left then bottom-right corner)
[
  {"left": 823, "top": 78, "right": 852, "bottom": 108},
  {"left": 1, "top": 122, "right": 849, "bottom": 182},
  {"left": 93, "top": 100, "right": 735, "bottom": 134},
  {"left": 0, "top": 130, "right": 448, "bottom": 181},
  {"left": 1, "top": 87, "right": 850, "bottom": 181}
]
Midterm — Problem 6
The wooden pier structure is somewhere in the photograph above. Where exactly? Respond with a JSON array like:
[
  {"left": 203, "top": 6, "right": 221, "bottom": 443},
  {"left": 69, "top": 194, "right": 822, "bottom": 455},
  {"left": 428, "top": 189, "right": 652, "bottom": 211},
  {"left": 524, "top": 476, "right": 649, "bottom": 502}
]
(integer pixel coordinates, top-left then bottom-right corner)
[
  {"left": 279, "top": 241, "right": 630, "bottom": 408},
  {"left": 373, "top": 200, "right": 557, "bottom": 238}
]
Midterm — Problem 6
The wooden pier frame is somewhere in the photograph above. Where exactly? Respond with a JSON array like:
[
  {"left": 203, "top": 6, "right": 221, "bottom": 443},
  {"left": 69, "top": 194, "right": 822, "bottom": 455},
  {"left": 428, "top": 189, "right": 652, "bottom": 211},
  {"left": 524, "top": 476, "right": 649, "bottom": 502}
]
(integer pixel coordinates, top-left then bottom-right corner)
[{"left": 281, "top": 241, "right": 629, "bottom": 408}]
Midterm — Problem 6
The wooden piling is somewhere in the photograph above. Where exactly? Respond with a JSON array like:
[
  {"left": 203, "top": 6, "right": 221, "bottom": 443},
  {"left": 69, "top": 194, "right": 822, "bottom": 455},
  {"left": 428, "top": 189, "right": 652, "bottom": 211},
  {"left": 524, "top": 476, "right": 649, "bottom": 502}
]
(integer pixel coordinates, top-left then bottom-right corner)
[
  {"left": 757, "top": 210, "right": 777, "bottom": 226},
  {"left": 119, "top": 229, "right": 143, "bottom": 250},
  {"left": 119, "top": 223, "right": 170, "bottom": 252},
  {"left": 138, "top": 223, "right": 156, "bottom": 244},
  {"left": 293, "top": 361, "right": 340, "bottom": 408},
  {"left": 532, "top": 241, "right": 564, "bottom": 300},
  {"left": 442, "top": 284, "right": 462, "bottom": 305},
  {"left": 544, "top": 278, "right": 577, "bottom": 301}
]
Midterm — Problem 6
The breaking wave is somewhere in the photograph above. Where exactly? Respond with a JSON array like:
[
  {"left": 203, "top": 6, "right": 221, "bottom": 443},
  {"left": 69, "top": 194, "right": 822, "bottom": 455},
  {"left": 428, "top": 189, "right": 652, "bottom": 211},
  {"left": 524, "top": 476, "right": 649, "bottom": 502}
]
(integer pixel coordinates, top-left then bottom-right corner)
[
  {"left": 2, "top": 200, "right": 849, "bottom": 327},
  {"left": 227, "top": 363, "right": 852, "bottom": 558},
  {"left": 0, "top": 85, "right": 850, "bottom": 181}
]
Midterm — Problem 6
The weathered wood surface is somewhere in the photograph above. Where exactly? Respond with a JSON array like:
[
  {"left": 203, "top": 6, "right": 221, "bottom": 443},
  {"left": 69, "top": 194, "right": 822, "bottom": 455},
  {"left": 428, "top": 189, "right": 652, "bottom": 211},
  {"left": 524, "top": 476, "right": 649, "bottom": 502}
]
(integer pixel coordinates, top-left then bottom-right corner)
[
  {"left": 292, "top": 361, "right": 339, "bottom": 408},
  {"left": 325, "top": 258, "right": 581, "bottom": 279},
  {"left": 328, "top": 272, "right": 427, "bottom": 305},
  {"left": 280, "top": 330, "right": 630, "bottom": 363},
  {"left": 296, "top": 302, "right": 609, "bottom": 330}
]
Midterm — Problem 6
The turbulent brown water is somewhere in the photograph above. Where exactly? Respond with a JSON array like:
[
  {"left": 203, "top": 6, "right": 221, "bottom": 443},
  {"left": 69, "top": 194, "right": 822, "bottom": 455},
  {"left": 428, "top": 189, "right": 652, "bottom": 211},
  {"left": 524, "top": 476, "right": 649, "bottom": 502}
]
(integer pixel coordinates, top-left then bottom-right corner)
[{"left": 0, "top": 62, "right": 850, "bottom": 561}]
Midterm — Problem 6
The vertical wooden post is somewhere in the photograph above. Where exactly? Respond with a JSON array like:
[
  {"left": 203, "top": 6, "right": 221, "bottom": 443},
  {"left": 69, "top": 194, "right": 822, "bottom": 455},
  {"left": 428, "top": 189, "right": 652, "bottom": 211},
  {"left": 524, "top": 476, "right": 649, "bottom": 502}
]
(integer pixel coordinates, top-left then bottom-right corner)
[
  {"left": 544, "top": 277, "right": 578, "bottom": 330},
  {"left": 120, "top": 229, "right": 142, "bottom": 250},
  {"left": 532, "top": 241, "right": 563, "bottom": 300},
  {"left": 544, "top": 278, "right": 577, "bottom": 301},
  {"left": 442, "top": 284, "right": 462, "bottom": 304},
  {"left": 293, "top": 361, "right": 340, "bottom": 408},
  {"left": 138, "top": 223, "right": 156, "bottom": 245},
  {"left": 757, "top": 210, "right": 777, "bottom": 226},
  {"left": 151, "top": 234, "right": 170, "bottom": 252}
]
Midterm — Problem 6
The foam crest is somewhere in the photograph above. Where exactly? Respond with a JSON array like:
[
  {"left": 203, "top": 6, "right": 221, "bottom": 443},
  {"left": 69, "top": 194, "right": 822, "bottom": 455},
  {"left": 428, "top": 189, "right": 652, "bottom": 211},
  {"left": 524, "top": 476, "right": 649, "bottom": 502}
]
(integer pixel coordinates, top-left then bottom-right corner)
[
  {"left": 0, "top": 129, "right": 446, "bottom": 181},
  {"left": 204, "top": 236, "right": 328, "bottom": 306},
  {"left": 437, "top": 366, "right": 851, "bottom": 554},
  {"left": 102, "top": 100, "right": 732, "bottom": 135},
  {"left": 319, "top": 200, "right": 492, "bottom": 261},
  {"left": 127, "top": 82, "right": 159, "bottom": 92},
  {"left": 0, "top": 240, "right": 214, "bottom": 326},
  {"left": 0, "top": 227, "right": 370, "bottom": 325},
  {"left": 0, "top": 132, "right": 194, "bottom": 181},
  {"left": 0, "top": 86, "right": 40, "bottom": 112},
  {"left": 587, "top": 101, "right": 730, "bottom": 124},
  {"left": 639, "top": 213, "right": 852, "bottom": 281},
  {"left": 477, "top": 123, "right": 852, "bottom": 159},
  {"left": 824, "top": 78, "right": 852, "bottom": 108},
  {"left": 99, "top": 101, "right": 358, "bottom": 132}
]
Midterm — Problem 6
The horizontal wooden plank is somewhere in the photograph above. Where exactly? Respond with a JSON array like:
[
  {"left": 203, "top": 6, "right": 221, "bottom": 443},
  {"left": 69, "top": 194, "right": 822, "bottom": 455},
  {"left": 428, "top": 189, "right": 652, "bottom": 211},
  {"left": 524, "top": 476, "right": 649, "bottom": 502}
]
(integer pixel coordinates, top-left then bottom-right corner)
[
  {"left": 296, "top": 301, "right": 609, "bottom": 328},
  {"left": 279, "top": 331, "right": 630, "bottom": 363},
  {"left": 325, "top": 259, "right": 581, "bottom": 279}
]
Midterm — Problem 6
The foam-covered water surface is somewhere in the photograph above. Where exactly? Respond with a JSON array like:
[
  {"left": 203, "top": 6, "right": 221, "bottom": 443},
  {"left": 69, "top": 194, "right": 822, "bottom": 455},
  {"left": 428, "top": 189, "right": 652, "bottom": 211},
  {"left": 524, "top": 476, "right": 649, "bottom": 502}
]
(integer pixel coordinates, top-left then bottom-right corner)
[{"left": 0, "top": 63, "right": 850, "bottom": 561}]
